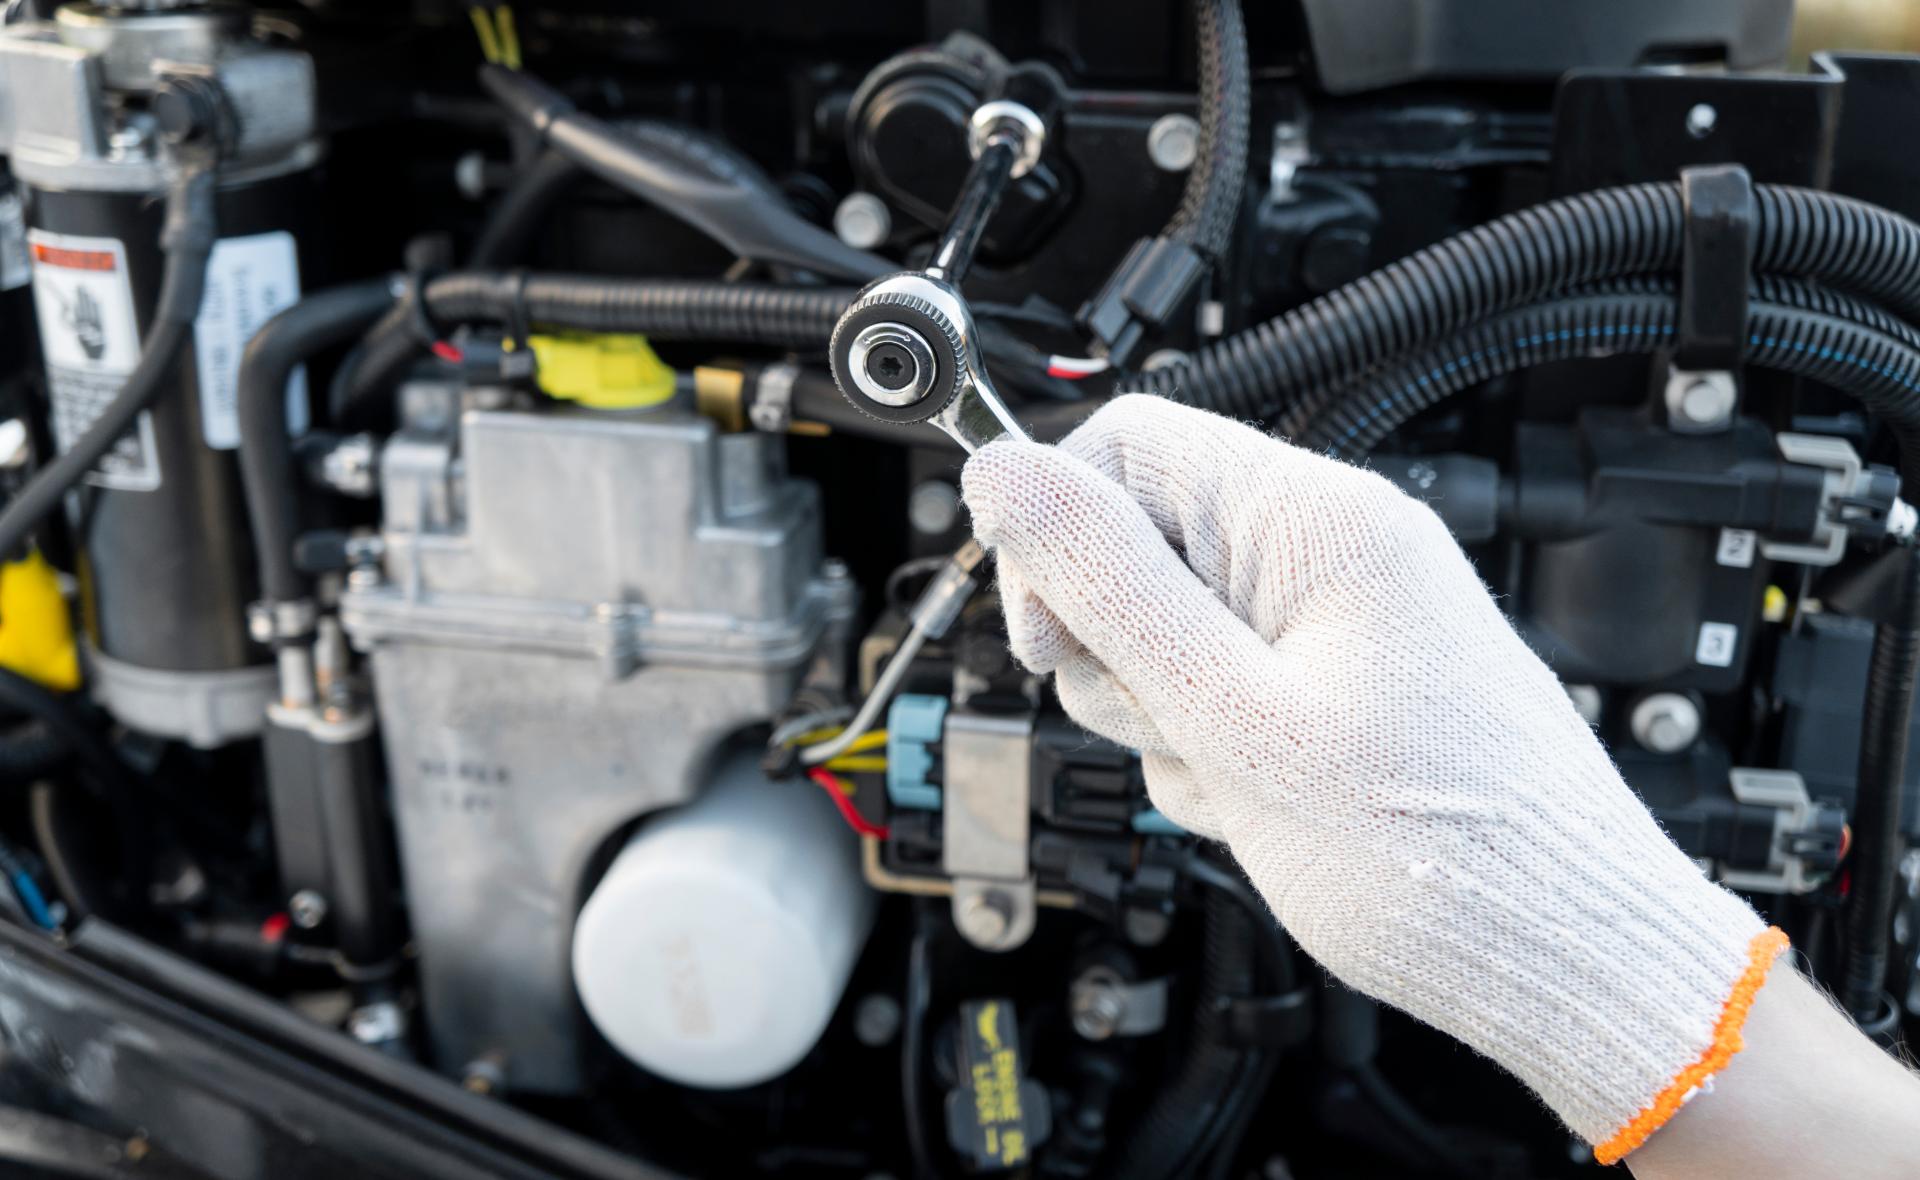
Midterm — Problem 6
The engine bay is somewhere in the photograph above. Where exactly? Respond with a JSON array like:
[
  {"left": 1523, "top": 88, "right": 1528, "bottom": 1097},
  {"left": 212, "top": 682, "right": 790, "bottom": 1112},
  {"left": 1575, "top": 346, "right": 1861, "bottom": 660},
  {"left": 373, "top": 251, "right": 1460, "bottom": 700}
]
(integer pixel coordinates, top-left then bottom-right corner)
[{"left": 0, "top": 1, "right": 1916, "bottom": 1177}]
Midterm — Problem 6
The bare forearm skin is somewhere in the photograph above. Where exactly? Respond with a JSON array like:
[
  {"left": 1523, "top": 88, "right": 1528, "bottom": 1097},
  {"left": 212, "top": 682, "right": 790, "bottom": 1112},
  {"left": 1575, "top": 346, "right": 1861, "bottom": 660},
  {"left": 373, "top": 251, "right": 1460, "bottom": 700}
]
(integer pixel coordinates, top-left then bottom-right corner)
[{"left": 1629, "top": 967, "right": 1920, "bottom": 1179}]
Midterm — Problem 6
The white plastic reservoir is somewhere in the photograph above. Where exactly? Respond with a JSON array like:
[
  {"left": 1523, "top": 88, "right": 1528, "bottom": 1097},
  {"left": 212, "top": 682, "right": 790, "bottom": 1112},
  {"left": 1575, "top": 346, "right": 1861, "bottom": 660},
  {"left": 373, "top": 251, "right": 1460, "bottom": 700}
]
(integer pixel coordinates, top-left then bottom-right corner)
[{"left": 572, "top": 753, "right": 879, "bottom": 1088}]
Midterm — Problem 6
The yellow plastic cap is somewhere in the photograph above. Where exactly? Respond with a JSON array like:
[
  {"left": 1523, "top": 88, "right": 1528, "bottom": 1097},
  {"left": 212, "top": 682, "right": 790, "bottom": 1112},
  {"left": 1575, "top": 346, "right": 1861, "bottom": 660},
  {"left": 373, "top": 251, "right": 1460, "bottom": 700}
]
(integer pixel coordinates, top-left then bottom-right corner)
[{"left": 527, "top": 332, "right": 676, "bottom": 409}]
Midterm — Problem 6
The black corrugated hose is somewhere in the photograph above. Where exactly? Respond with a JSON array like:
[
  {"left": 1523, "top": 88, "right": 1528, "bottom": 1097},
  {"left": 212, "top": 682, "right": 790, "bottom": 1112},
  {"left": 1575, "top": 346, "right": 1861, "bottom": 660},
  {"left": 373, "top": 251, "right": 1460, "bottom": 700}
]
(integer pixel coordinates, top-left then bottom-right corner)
[
  {"left": 1130, "top": 183, "right": 1920, "bottom": 422},
  {"left": 1167, "top": 0, "right": 1249, "bottom": 265},
  {"left": 1288, "top": 288, "right": 1920, "bottom": 463},
  {"left": 422, "top": 273, "right": 854, "bottom": 346},
  {"left": 1843, "top": 547, "right": 1920, "bottom": 1028}
]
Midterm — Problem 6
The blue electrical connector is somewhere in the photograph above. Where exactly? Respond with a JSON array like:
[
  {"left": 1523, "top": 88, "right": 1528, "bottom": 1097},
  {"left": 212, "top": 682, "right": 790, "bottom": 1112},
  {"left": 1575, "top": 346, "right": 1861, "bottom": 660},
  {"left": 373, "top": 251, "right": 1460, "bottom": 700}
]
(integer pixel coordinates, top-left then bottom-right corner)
[{"left": 886, "top": 693, "right": 948, "bottom": 811}]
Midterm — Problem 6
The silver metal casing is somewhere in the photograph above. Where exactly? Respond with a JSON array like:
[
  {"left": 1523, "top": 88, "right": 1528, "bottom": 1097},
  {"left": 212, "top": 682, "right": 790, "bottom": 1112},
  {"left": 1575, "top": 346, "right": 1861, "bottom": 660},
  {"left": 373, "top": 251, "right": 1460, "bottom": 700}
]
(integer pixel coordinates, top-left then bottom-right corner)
[{"left": 340, "top": 403, "right": 854, "bottom": 1092}]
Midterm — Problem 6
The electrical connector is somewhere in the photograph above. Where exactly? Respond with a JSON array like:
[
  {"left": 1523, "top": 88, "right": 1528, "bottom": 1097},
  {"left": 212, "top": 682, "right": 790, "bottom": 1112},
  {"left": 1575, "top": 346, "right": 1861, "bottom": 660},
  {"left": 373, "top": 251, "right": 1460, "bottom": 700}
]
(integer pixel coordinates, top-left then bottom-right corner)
[{"left": 1075, "top": 235, "right": 1207, "bottom": 370}]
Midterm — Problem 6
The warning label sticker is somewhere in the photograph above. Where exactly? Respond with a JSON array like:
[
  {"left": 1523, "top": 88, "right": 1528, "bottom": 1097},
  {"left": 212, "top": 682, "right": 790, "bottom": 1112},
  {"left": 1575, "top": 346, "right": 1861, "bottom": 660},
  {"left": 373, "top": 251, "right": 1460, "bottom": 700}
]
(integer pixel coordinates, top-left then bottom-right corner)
[
  {"left": 27, "top": 231, "right": 160, "bottom": 491},
  {"left": 193, "top": 231, "right": 305, "bottom": 450}
]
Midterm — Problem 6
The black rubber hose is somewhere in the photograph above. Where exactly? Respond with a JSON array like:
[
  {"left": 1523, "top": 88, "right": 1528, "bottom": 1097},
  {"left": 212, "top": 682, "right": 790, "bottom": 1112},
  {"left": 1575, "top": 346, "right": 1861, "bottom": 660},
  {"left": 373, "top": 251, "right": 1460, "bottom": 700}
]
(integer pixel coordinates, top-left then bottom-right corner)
[
  {"left": 0, "top": 720, "right": 66, "bottom": 782},
  {"left": 29, "top": 782, "right": 96, "bottom": 920},
  {"left": 1291, "top": 293, "right": 1920, "bottom": 476},
  {"left": 1112, "top": 887, "right": 1255, "bottom": 1180},
  {"left": 470, "top": 121, "right": 785, "bottom": 268},
  {"left": 469, "top": 148, "right": 579, "bottom": 268},
  {"left": 1842, "top": 547, "right": 1920, "bottom": 1024},
  {"left": 236, "top": 279, "right": 397, "bottom": 606},
  {"left": 479, "top": 65, "right": 887, "bottom": 283},
  {"left": 0, "top": 164, "right": 216, "bottom": 559},
  {"left": 1167, "top": 0, "right": 1249, "bottom": 263},
  {"left": 1131, "top": 183, "right": 1920, "bottom": 422},
  {"left": 0, "top": 670, "right": 132, "bottom": 795}
]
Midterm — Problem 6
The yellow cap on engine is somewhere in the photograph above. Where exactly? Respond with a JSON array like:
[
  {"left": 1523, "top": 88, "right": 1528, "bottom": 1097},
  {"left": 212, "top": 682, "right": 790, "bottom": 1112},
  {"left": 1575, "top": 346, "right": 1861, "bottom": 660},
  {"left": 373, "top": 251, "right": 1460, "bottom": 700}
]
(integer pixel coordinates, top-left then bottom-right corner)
[
  {"left": 526, "top": 332, "right": 676, "bottom": 409},
  {"left": 0, "top": 551, "right": 80, "bottom": 691}
]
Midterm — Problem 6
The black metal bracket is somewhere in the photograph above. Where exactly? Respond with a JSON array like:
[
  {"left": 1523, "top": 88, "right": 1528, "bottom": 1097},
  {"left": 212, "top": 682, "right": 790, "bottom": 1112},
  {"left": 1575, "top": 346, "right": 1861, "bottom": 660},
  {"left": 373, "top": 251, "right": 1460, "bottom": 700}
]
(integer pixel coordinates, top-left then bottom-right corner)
[{"left": 1675, "top": 163, "right": 1756, "bottom": 375}]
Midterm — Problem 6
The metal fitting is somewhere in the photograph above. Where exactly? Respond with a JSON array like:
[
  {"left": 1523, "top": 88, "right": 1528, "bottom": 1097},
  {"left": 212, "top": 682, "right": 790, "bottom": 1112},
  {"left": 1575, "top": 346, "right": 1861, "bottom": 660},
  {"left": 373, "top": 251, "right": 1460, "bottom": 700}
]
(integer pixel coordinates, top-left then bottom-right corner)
[
  {"left": 347, "top": 1000, "right": 407, "bottom": 1047},
  {"left": 846, "top": 322, "right": 938, "bottom": 407},
  {"left": 967, "top": 100, "right": 1046, "bottom": 179},
  {"left": 288, "top": 888, "right": 329, "bottom": 930}
]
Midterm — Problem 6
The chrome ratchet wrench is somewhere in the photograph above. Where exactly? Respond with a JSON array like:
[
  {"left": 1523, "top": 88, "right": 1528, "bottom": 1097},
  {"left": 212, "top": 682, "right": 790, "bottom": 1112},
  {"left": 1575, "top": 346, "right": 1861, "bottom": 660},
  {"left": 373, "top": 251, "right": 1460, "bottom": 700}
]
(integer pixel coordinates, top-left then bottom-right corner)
[{"left": 828, "top": 101, "right": 1046, "bottom": 452}]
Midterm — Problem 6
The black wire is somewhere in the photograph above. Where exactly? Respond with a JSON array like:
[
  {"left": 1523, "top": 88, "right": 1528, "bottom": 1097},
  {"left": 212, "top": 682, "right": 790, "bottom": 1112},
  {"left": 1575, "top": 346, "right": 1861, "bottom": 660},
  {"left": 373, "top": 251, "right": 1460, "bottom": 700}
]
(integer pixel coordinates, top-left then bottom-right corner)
[{"left": 902, "top": 906, "right": 941, "bottom": 1180}]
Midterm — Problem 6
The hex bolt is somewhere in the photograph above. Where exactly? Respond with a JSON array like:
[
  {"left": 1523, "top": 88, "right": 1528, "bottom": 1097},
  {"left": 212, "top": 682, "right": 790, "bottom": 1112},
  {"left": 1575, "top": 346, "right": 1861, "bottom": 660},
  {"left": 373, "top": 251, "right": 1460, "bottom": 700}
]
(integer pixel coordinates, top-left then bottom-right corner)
[
  {"left": 1679, "top": 378, "right": 1735, "bottom": 425},
  {"left": 1069, "top": 970, "right": 1128, "bottom": 1040},
  {"left": 1630, "top": 692, "right": 1703, "bottom": 755},
  {"left": 288, "top": 888, "right": 329, "bottom": 929},
  {"left": 956, "top": 889, "right": 1013, "bottom": 946}
]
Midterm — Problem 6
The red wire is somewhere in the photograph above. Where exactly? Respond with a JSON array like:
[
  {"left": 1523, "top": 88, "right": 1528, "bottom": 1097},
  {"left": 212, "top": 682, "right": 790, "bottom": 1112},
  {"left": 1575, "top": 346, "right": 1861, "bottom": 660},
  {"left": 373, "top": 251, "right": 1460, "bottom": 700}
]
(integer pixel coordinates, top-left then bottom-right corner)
[
  {"left": 807, "top": 767, "right": 891, "bottom": 839},
  {"left": 430, "top": 340, "right": 465, "bottom": 364}
]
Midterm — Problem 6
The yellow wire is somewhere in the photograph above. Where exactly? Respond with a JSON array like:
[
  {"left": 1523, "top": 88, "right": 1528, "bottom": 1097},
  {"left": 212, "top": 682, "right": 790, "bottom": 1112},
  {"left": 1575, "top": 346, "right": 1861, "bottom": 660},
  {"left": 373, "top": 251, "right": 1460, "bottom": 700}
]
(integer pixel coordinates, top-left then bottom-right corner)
[
  {"left": 788, "top": 726, "right": 889, "bottom": 753},
  {"left": 469, "top": 7, "right": 502, "bottom": 64},
  {"left": 495, "top": 5, "right": 522, "bottom": 70},
  {"left": 824, "top": 755, "right": 887, "bottom": 774}
]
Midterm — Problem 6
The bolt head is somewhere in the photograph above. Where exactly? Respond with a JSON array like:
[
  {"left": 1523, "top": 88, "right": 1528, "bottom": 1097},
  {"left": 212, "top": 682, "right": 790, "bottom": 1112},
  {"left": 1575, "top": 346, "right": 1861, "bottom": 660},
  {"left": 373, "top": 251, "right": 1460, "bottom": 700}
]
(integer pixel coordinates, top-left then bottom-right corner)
[
  {"left": 288, "top": 889, "right": 329, "bottom": 929},
  {"left": 1630, "top": 692, "right": 1702, "bottom": 755},
  {"left": 833, "top": 192, "right": 892, "bottom": 250},
  {"left": 1147, "top": 113, "right": 1201, "bottom": 172},
  {"left": 956, "top": 890, "right": 1012, "bottom": 944},
  {"left": 865, "top": 341, "right": 917, "bottom": 391},
  {"left": 1686, "top": 102, "right": 1718, "bottom": 139},
  {"left": 1070, "top": 974, "right": 1127, "bottom": 1040}
]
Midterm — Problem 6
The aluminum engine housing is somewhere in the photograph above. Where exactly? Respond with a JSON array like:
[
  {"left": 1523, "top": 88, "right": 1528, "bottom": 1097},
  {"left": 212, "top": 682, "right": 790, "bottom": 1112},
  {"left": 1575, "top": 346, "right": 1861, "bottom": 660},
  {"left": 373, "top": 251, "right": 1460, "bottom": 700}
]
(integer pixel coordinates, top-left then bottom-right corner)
[{"left": 340, "top": 396, "right": 853, "bottom": 1091}]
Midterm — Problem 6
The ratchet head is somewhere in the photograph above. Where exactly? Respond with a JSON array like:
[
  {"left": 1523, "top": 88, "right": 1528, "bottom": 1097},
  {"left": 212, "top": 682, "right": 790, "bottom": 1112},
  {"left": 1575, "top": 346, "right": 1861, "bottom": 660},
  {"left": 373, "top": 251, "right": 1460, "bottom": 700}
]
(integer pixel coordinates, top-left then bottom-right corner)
[{"left": 829, "top": 273, "right": 1029, "bottom": 452}]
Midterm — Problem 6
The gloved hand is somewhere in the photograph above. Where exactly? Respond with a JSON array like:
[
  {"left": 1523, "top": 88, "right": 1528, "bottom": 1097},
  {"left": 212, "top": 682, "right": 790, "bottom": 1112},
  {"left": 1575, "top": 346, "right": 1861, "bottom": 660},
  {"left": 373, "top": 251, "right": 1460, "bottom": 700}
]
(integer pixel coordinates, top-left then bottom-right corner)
[{"left": 960, "top": 394, "right": 1786, "bottom": 1164}]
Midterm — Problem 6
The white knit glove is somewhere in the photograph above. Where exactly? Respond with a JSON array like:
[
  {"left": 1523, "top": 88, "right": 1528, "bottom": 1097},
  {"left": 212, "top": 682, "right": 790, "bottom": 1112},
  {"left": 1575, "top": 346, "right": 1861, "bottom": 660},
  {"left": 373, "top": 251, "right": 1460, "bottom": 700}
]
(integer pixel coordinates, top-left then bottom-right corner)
[{"left": 960, "top": 394, "right": 1786, "bottom": 1163}]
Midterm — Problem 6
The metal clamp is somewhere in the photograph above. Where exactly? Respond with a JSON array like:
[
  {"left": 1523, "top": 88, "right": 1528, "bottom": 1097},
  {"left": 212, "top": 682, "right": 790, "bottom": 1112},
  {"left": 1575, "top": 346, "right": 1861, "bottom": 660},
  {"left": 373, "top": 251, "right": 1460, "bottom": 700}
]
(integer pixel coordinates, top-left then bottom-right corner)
[
  {"left": 943, "top": 710, "right": 1038, "bottom": 952},
  {"left": 1666, "top": 164, "right": 1756, "bottom": 434}
]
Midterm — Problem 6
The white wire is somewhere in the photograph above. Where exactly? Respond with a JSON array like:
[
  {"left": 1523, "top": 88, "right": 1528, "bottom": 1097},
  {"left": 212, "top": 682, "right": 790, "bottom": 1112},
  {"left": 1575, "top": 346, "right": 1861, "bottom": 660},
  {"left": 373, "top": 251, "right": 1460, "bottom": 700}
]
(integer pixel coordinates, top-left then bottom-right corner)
[{"left": 798, "top": 624, "right": 931, "bottom": 765}]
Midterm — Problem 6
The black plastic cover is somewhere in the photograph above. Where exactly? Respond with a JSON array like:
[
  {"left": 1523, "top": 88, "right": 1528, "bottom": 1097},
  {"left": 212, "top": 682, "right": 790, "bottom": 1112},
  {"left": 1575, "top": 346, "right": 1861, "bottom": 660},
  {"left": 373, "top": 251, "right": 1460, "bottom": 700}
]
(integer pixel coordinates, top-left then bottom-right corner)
[{"left": 1300, "top": 0, "right": 1792, "bottom": 95}]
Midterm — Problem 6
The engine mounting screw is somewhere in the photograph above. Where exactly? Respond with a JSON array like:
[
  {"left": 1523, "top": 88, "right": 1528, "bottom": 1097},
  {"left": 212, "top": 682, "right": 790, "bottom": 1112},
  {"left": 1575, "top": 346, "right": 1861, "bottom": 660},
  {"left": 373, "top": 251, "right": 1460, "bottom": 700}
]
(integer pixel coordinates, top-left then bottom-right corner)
[
  {"left": 1146, "top": 113, "right": 1200, "bottom": 172},
  {"left": 853, "top": 993, "right": 902, "bottom": 1046},
  {"left": 1630, "top": 692, "right": 1702, "bottom": 755},
  {"left": 955, "top": 889, "right": 1012, "bottom": 945},
  {"left": 288, "top": 888, "right": 329, "bottom": 929},
  {"left": 833, "top": 192, "right": 892, "bottom": 250},
  {"left": 1069, "top": 969, "right": 1129, "bottom": 1040}
]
